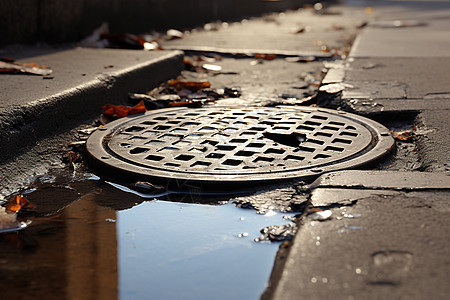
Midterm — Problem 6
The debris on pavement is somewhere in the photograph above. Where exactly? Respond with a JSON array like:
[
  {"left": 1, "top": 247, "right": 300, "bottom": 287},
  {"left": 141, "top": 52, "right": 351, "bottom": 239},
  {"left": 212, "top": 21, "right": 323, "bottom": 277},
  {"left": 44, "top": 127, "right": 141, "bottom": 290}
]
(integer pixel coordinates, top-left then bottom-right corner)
[
  {"left": 78, "top": 127, "right": 98, "bottom": 135},
  {"left": 5, "top": 195, "right": 34, "bottom": 213},
  {"left": 223, "top": 87, "right": 241, "bottom": 98},
  {"left": 102, "top": 100, "right": 147, "bottom": 119},
  {"left": 80, "top": 22, "right": 162, "bottom": 50},
  {"left": 133, "top": 181, "right": 166, "bottom": 194},
  {"left": 255, "top": 223, "right": 297, "bottom": 242},
  {"left": 68, "top": 140, "right": 87, "bottom": 147},
  {"left": 1, "top": 195, "right": 34, "bottom": 233},
  {"left": 254, "top": 53, "right": 277, "bottom": 60},
  {"left": 263, "top": 132, "right": 307, "bottom": 147},
  {"left": 168, "top": 79, "right": 211, "bottom": 92},
  {"left": 308, "top": 208, "right": 333, "bottom": 221},
  {"left": 166, "top": 29, "right": 184, "bottom": 40},
  {"left": 285, "top": 56, "right": 316, "bottom": 63},
  {"left": 100, "top": 33, "right": 148, "bottom": 50},
  {"left": 202, "top": 63, "right": 222, "bottom": 72},
  {"left": 392, "top": 130, "right": 414, "bottom": 142},
  {"left": 0, "top": 58, "right": 53, "bottom": 76}
]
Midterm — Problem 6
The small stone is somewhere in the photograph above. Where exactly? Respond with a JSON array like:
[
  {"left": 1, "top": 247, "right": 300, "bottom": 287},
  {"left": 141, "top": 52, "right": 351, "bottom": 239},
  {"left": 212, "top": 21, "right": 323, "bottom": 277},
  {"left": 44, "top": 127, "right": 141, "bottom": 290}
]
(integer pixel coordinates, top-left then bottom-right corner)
[{"left": 310, "top": 210, "right": 332, "bottom": 221}]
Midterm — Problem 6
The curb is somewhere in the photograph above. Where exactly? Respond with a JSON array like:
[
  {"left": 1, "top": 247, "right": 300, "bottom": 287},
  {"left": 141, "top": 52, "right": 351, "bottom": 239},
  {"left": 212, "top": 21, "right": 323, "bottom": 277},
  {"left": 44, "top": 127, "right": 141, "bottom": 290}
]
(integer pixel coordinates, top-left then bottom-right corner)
[{"left": 0, "top": 48, "right": 184, "bottom": 164}]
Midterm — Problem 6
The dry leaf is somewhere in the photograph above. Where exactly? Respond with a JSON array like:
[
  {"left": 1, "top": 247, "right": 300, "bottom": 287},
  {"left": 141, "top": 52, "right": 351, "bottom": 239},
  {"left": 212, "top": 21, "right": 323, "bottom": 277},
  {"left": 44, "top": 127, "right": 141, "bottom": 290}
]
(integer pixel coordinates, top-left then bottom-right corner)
[
  {"left": 168, "top": 79, "right": 211, "bottom": 92},
  {"left": 0, "top": 60, "right": 52, "bottom": 76},
  {"left": 254, "top": 53, "right": 277, "bottom": 60},
  {"left": 166, "top": 29, "right": 184, "bottom": 40},
  {"left": 392, "top": 130, "right": 414, "bottom": 142},
  {"left": 103, "top": 100, "right": 147, "bottom": 118},
  {"left": 5, "top": 195, "right": 35, "bottom": 213}
]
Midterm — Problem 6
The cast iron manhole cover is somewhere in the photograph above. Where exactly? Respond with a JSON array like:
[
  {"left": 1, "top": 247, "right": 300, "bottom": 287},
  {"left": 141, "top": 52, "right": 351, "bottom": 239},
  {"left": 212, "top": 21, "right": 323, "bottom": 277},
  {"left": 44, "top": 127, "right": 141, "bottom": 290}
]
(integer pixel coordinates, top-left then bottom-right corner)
[{"left": 86, "top": 106, "right": 394, "bottom": 187}]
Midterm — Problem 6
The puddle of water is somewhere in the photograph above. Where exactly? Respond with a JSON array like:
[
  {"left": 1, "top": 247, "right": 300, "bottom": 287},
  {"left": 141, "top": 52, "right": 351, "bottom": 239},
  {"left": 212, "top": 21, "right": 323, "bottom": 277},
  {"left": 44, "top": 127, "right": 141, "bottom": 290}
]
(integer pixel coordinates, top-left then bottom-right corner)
[
  {"left": 118, "top": 201, "right": 292, "bottom": 299},
  {"left": 0, "top": 177, "right": 296, "bottom": 299}
]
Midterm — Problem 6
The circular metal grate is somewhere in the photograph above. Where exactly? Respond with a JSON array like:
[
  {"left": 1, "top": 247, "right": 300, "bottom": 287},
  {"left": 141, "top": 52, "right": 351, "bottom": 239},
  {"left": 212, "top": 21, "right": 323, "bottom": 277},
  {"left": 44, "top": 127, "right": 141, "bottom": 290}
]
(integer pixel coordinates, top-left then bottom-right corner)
[{"left": 86, "top": 106, "right": 394, "bottom": 187}]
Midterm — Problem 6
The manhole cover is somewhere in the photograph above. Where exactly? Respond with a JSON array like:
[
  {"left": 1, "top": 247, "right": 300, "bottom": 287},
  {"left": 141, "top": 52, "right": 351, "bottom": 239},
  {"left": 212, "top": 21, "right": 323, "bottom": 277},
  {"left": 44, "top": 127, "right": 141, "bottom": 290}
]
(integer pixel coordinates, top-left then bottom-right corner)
[{"left": 86, "top": 106, "right": 394, "bottom": 188}]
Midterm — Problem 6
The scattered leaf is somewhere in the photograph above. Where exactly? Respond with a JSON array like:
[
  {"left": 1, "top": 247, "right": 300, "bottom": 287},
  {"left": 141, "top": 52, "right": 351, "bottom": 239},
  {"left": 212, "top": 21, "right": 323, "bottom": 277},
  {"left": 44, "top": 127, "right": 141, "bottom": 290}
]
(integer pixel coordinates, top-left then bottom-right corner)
[
  {"left": 103, "top": 100, "right": 147, "bottom": 118},
  {"left": 5, "top": 195, "right": 35, "bottom": 213},
  {"left": 392, "top": 130, "right": 414, "bottom": 142},
  {"left": 0, "top": 60, "right": 52, "bottom": 76},
  {"left": 254, "top": 53, "right": 277, "bottom": 60},
  {"left": 166, "top": 29, "right": 184, "bottom": 40},
  {"left": 168, "top": 79, "right": 211, "bottom": 92},
  {"left": 66, "top": 151, "right": 81, "bottom": 164}
]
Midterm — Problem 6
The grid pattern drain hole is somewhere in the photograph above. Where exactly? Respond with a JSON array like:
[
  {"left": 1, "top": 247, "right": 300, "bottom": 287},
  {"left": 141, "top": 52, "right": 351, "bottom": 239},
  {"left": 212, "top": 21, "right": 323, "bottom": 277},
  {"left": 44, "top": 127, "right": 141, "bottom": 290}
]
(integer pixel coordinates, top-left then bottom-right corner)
[{"left": 87, "top": 106, "right": 394, "bottom": 184}]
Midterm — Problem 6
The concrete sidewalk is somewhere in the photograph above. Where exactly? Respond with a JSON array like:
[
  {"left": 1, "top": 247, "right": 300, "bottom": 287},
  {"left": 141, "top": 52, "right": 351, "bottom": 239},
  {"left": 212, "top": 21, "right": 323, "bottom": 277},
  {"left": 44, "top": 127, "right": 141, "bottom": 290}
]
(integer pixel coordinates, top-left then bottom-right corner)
[
  {"left": 336, "top": 0, "right": 450, "bottom": 172},
  {"left": 267, "top": 170, "right": 450, "bottom": 300},
  {"left": 265, "top": 1, "right": 450, "bottom": 299},
  {"left": 0, "top": 49, "right": 183, "bottom": 164}
]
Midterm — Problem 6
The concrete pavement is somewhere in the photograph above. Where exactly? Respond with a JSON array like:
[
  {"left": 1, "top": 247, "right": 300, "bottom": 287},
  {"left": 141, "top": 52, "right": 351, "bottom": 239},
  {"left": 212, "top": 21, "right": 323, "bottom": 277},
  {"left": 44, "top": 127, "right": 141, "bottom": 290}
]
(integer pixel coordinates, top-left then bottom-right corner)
[
  {"left": 0, "top": 49, "right": 183, "bottom": 165},
  {"left": 264, "top": 1, "right": 450, "bottom": 299},
  {"left": 266, "top": 171, "right": 450, "bottom": 300}
]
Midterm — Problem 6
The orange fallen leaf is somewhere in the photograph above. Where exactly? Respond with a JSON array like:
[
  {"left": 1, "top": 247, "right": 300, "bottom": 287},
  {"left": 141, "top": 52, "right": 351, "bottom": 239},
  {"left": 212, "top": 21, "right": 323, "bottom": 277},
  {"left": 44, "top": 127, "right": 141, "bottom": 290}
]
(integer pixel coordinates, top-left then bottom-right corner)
[
  {"left": 254, "top": 53, "right": 277, "bottom": 60},
  {"left": 392, "top": 130, "right": 414, "bottom": 142},
  {"left": 66, "top": 151, "right": 81, "bottom": 164},
  {"left": 102, "top": 100, "right": 147, "bottom": 118},
  {"left": 0, "top": 60, "right": 52, "bottom": 76},
  {"left": 5, "top": 195, "right": 35, "bottom": 213},
  {"left": 168, "top": 79, "right": 211, "bottom": 92}
]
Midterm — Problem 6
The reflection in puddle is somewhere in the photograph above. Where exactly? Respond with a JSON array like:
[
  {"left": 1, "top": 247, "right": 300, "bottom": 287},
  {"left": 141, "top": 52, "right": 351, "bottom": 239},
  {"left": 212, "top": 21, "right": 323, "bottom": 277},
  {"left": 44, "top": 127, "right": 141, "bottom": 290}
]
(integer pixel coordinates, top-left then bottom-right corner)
[
  {"left": 0, "top": 178, "right": 296, "bottom": 299},
  {"left": 118, "top": 201, "right": 293, "bottom": 299}
]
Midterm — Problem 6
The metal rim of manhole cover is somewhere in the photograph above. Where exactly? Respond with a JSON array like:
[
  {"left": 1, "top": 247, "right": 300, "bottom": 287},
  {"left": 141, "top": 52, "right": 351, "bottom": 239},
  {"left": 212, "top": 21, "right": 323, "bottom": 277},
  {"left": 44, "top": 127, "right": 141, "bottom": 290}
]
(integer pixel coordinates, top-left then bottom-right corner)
[{"left": 86, "top": 106, "right": 394, "bottom": 188}]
